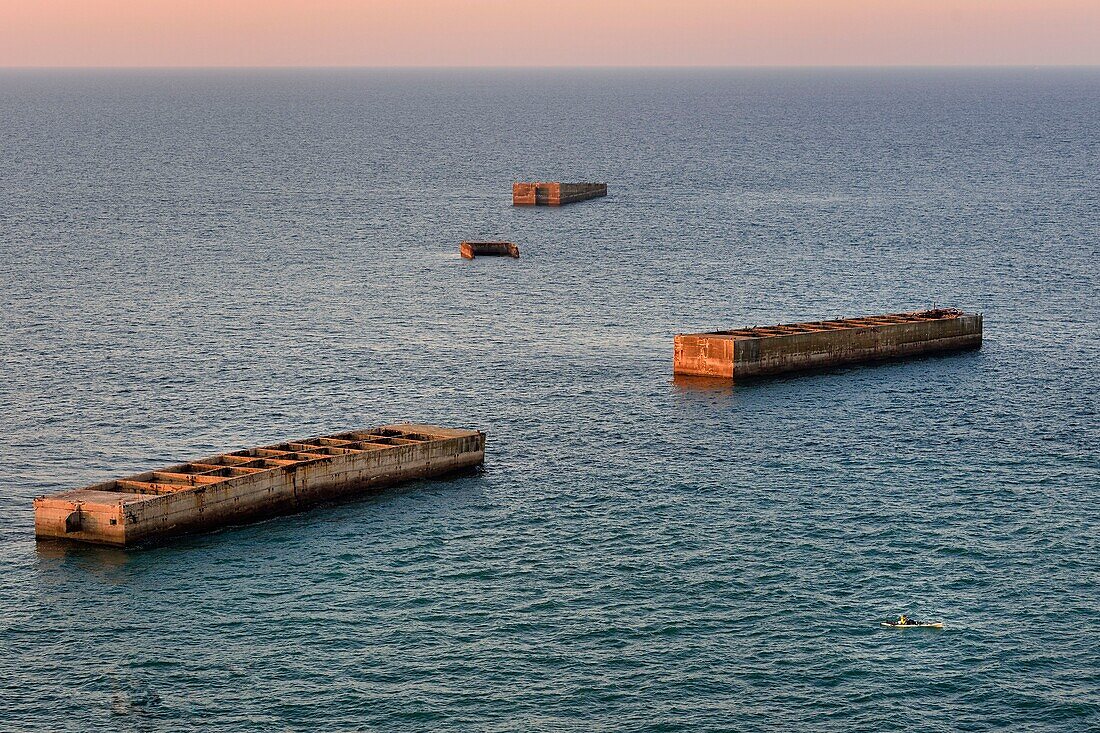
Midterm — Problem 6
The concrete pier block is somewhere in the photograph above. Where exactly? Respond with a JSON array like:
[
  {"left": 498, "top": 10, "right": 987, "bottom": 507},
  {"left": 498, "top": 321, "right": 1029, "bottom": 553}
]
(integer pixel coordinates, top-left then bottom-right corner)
[
  {"left": 460, "top": 241, "right": 520, "bottom": 259},
  {"left": 513, "top": 182, "right": 607, "bottom": 206},
  {"left": 674, "top": 309, "right": 982, "bottom": 380},
  {"left": 34, "top": 424, "right": 486, "bottom": 547}
]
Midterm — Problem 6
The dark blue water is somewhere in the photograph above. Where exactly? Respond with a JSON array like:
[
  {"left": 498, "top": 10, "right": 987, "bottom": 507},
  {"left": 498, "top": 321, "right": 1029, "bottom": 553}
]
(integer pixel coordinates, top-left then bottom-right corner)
[{"left": 1, "top": 69, "right": 1097, "bottom": 731}]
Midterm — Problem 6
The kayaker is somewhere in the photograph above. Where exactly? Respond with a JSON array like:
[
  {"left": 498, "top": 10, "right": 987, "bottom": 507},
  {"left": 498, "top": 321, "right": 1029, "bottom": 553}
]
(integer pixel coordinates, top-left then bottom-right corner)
[{"left": 898, "top": 614, "right": 911, "bottom": 626}]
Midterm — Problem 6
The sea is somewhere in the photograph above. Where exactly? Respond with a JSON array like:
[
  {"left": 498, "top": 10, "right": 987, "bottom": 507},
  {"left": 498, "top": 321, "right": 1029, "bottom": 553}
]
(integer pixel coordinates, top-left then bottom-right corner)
[{"left": 0, "top": 68, "right": 1097, "bottom": 731}]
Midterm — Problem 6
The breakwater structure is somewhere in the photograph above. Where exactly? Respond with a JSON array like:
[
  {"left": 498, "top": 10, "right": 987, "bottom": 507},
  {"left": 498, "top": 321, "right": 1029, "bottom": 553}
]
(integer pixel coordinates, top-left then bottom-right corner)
[
  {"left": 673, "top": 309, "right": 982, "bottom": 379},
  {"left": 34, "top": 424, "right": 485, "bottom": 547},
  {"left": 460, "top": 241, "right": 520, "bottom": 259},
  {"left": 513, "top": 182, "right": 607, "bottom": 206}
]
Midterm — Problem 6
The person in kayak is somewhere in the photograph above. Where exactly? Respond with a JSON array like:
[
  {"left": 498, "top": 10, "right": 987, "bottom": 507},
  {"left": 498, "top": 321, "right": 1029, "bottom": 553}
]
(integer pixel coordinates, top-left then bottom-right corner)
[{"left": 897, "top": 614, "right": 912, "bottom": 626}]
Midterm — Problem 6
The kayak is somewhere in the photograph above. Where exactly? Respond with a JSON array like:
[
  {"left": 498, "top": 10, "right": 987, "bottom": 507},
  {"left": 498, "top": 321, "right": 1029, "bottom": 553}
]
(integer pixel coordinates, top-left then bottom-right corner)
[{"left": 881, "top": 621, "right": 944, "bottom": 629}]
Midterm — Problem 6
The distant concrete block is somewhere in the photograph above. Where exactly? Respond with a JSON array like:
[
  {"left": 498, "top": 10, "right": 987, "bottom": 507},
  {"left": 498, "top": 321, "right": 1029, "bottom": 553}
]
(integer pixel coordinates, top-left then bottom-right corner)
[
  {"left": 460, "top": 241, "right": 520, "bottom": 259},
  {"left": 513, "top": 182, "right": 607, "bottom": 206}
]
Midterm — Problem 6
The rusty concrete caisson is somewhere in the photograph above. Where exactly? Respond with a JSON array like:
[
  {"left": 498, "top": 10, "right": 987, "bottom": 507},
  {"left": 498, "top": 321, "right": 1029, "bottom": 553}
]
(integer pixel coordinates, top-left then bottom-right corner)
[
  {"left": 512, "top": 182, "right": 607, "bottom": 206},
  {"left": 33, "top": 424, "right": 485, "bottom": 547},
  {"left": 460, "top": 241, "right": 520, "bottom": 259},
  {"left": 674, "top": 309, "right": 983, "bottom": 379}
]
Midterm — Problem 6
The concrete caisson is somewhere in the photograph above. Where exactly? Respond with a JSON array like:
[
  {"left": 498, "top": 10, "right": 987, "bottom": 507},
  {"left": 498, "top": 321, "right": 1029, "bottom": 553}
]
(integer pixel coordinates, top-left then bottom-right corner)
[
  {"left": 674, "top": 309, "right": 982, "bottom": 380},
  {"left": 460, "top": 241, "right": 520, "bottom": 259},
  {"left": 513, "top": 182, "right": 607, "bottom": 206},
  {"left": 34, "top": 424, "right": 485, "bottom": 547}
]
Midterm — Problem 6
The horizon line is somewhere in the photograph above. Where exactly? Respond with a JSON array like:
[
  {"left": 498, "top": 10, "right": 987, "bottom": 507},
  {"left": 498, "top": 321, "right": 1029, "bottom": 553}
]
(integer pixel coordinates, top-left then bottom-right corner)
[{"left": 3, "top": 63, "right": 1100, "bottom": 71}]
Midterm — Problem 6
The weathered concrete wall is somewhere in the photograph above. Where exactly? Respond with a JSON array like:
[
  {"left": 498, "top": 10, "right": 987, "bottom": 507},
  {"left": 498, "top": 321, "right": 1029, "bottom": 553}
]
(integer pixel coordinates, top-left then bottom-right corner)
[
  {"left": 674, "top": 312, "right": 982, "bottom": 379},
  {"left": 556, "top": 183, "right": 607, "bottom": 204},
  {"left": 674, "top": 334, "right": 736, "bottom": 378},
  {"left": 34, "top": 490, "right": 132, "bottom": 545},
  {"left": 34, "top": 425, "right": 485, "bottom": 547},
  {"left": 513, "top": 182, "right": 607, "bottom": 206},
  {"left": 512, "top": 183, "right": 538, "bottom": 205}
]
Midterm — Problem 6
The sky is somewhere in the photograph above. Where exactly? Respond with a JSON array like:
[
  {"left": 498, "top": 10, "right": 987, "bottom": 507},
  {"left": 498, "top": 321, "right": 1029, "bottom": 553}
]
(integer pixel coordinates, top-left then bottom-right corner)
[{"left": 1, "top": 0, "right": 1098, "bottom": 68}]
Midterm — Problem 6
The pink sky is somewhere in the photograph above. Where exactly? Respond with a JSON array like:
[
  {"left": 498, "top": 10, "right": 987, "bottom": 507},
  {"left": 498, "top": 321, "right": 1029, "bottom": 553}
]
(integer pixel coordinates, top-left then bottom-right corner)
[{"left": 1, "top": 0, "right": 1098, "bottom": 67}]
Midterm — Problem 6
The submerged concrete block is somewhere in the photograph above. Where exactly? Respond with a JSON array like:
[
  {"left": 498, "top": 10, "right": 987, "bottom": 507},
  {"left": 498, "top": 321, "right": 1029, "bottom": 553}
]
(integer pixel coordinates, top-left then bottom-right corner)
[
  {"left": 674, "top": 309, "right": 982, "bottom": 379},
  {"left": 34, "top": 424, "right": 486, "bottom": 547}
]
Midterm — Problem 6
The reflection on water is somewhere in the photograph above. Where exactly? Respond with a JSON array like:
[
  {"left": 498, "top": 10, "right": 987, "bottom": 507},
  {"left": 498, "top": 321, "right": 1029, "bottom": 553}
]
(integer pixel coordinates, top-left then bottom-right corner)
[{"left": 35, "top": 539, "right": 130, "bottom": 565}]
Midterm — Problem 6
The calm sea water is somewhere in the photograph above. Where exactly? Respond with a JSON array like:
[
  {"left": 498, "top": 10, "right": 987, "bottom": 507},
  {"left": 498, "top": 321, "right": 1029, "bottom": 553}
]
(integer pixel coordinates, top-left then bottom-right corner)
[{"left": 0, "top": 69, "right": 1097, "bottom": 731}]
